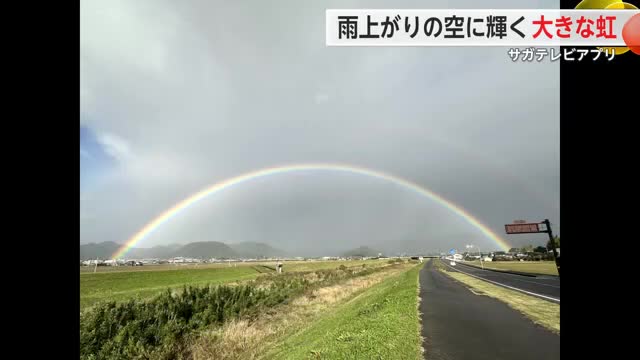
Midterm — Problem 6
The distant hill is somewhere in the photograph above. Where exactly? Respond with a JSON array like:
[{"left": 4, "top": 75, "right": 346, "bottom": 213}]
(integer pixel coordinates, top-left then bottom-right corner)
[
  {"left": 173, "top": 241, "right": 238, "bottom": 259},
  {"left": 341, "top": 246, "right": 382, "bottom": 257},
  {"left": 144, "top": 244, "right": 182, "bottom": 258},
  {"left": 229, "top": 242, "right": 287, "bottom": 258},
  {"left": 80, "top": 242, "right": 186, "bottom": 260},
  {"left": 80, "top": 241, "right": 121, "bottom": 260},
  {"left": 374, "top": 239, "right": 434, "bottom": 257},
  {"left": 81, "top": 241, "right": 293, "bottom": 260}
]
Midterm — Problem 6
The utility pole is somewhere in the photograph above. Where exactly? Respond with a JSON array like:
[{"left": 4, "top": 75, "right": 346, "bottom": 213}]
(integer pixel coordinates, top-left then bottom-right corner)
[{"left": 544, "top": 219, "right": 560, "bottom": 276}]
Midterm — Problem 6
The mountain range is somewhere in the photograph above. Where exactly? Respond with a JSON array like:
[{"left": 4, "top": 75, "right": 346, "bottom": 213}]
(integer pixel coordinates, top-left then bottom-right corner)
[
  {"left": 80, "top": 241, "right": 288, "bottom": 260},
  {"left": 80, "top": 239, "right": 445, "bottom": 261},
  {"left": 341, "top": 246, "right": 381, "bottom": 257}
]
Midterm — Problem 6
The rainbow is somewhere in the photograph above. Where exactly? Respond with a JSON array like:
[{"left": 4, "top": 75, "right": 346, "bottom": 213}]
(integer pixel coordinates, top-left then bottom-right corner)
[{"left": 112, "top": 163, "right": 510, "bottom": 258}]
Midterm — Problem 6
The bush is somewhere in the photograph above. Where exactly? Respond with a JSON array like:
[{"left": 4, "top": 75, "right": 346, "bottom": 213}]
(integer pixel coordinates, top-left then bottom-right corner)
[{"left": 80, "top": 265, "right": 388, "bottom": 359}]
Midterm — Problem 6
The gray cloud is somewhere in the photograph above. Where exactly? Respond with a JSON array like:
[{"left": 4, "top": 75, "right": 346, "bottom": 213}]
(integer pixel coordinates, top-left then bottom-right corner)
[{"left": 80, "top": 0, "right": 559, "bottom": 255}]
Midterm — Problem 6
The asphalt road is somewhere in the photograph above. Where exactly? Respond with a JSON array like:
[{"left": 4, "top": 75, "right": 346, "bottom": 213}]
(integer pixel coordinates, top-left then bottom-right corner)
[
  {"left": 419, "top": 260, "right": 560, "bottom": 360},
  {"left": 447, "top": 261, "right": 560, "bottom": 302}
]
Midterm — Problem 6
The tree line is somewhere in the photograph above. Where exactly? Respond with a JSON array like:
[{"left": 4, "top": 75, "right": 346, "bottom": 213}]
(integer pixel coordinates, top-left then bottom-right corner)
[{"left": 508, "top": 236, "right": 559, "bottom": 254}]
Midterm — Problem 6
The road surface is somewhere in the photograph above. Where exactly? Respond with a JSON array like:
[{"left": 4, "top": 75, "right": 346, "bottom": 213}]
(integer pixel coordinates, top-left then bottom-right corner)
[
  {"left": 446, "top": 260, "right": 560, "bottom": 302},
  {"left": 420, "top": 260, "right": 559, "bottom": 360}
]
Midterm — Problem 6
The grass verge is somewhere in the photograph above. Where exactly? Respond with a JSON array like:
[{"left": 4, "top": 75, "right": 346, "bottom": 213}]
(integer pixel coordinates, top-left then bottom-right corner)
[
  {"left": 435, "top": 261, "right": 559, "bottom": 334},
  {"left": 263, "top": 263, "right": 424, "bottom": 360}
]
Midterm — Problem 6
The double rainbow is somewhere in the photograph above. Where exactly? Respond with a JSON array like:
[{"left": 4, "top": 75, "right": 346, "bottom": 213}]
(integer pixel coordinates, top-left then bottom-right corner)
[{"left": 112, "top": 163, "right": 510, "bottom": 259}]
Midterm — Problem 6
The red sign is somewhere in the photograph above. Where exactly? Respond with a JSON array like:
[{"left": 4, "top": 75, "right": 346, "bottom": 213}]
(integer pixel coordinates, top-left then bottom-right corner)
[{"left": 505, "top": 223, "right": 547, "bottom": 234}]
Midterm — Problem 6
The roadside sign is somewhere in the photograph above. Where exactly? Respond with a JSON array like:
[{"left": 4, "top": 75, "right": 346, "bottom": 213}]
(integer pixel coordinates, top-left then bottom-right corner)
[
  {"left": 505, "top": 218, "right": 560, "bottom": 277},
  {"left": 504, "top": 222, "right": 549, "bottom": 234},
  {"left": 449, "top": 249, "right": 456, "bottom": 255}
]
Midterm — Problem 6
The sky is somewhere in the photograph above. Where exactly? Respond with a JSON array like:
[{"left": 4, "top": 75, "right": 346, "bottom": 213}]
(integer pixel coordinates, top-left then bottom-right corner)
[{"left": 80, "top": 0, "right": 559, "bottom": 256}]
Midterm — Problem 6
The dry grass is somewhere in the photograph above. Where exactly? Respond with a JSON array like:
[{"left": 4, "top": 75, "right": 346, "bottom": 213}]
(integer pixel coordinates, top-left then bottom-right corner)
[
  {"left": 264, "top": 264, "right": 423, "bottom": 359},
  {"left": 439, "top": 268, "right": 560, "bottom": 334},
  {"left": 189, "top": 264, "right": 412, "bottom": 360}
]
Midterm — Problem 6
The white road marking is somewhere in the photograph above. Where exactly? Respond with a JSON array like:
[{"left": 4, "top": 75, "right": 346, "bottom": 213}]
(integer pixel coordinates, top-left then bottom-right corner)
[
  {"left": 458, "top": 263, "right": 561, "bottom": 288},
  {"left": 469, "top": 288, "right": 486, "bottom": 296},
  {"left": 441, "top": 260, "right": 560, "bottom": 303}
]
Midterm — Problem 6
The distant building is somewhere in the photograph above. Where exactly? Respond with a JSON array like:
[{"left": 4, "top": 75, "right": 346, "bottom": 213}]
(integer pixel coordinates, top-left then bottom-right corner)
[{"left": 82, "top": 259, "right": 105, "bottom": 266}]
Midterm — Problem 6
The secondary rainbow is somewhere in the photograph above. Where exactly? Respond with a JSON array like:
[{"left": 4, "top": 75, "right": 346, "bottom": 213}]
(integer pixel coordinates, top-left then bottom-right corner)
[{"left": 112, "top": 163, "right": 510, "bottom": 258}]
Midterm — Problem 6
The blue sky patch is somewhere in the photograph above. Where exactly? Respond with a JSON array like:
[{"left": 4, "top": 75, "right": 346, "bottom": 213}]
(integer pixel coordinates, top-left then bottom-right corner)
[{"left": 81, "top": 125, "right": 117, "bottom": 190}]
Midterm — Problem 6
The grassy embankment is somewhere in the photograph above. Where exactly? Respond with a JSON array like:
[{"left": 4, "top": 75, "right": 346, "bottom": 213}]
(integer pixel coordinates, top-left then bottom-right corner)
[
  {"left": 80, "top": 261, "right": 412, "bottom": 359},
  {"left": 262, "top": 263, "right": 424, "bottom": 359}
]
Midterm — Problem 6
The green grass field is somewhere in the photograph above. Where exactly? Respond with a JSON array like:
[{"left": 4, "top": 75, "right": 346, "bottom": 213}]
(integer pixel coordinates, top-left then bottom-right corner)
[
  {"left": 80, "top": 266, "right": 260, "bottom": 309},
  {"left": 79, "top": 262, "right": 242, "bottom": 273},
  {"left": 467, "top": 260, "right": 558, "bottom": 276},
  {"left": 80, "top": 260, "right": 387, "bottom": 310},
  {"left": 264, "top": 263, "right": 424, "bottom": 359}
]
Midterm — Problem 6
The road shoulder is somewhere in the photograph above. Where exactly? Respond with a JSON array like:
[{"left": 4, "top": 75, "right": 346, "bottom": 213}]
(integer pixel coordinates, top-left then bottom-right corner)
[
  {"left": 420, "top": 260, "right": 559, "bottom": 360},
  {"left": 437, "top": 260, "right": 560, "bottom": 334}
]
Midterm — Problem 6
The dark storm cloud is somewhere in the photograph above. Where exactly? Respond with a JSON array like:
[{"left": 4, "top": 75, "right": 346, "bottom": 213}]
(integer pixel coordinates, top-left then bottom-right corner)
[{"left": 80, "top": 0, "right": 559, "bottom": 255}]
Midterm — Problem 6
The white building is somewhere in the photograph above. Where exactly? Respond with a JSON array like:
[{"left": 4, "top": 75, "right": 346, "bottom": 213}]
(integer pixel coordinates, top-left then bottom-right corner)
[{"left": 83, "top": 259, "right": 105, "bottom": 266}]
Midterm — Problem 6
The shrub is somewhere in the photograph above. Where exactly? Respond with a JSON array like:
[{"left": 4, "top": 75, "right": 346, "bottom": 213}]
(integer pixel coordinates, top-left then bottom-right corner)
[{"left": 80, "top": 264, "right": 389, "bottom": 359}]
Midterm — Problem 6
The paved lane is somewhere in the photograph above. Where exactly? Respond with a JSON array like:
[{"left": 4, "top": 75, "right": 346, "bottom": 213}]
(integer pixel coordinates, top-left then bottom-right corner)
[
  {"left": 420, "top": 260, "right": 560, "bottom": 360},
  {"left": 448, "top": 260, "right": 560, "bottom": 302}
]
